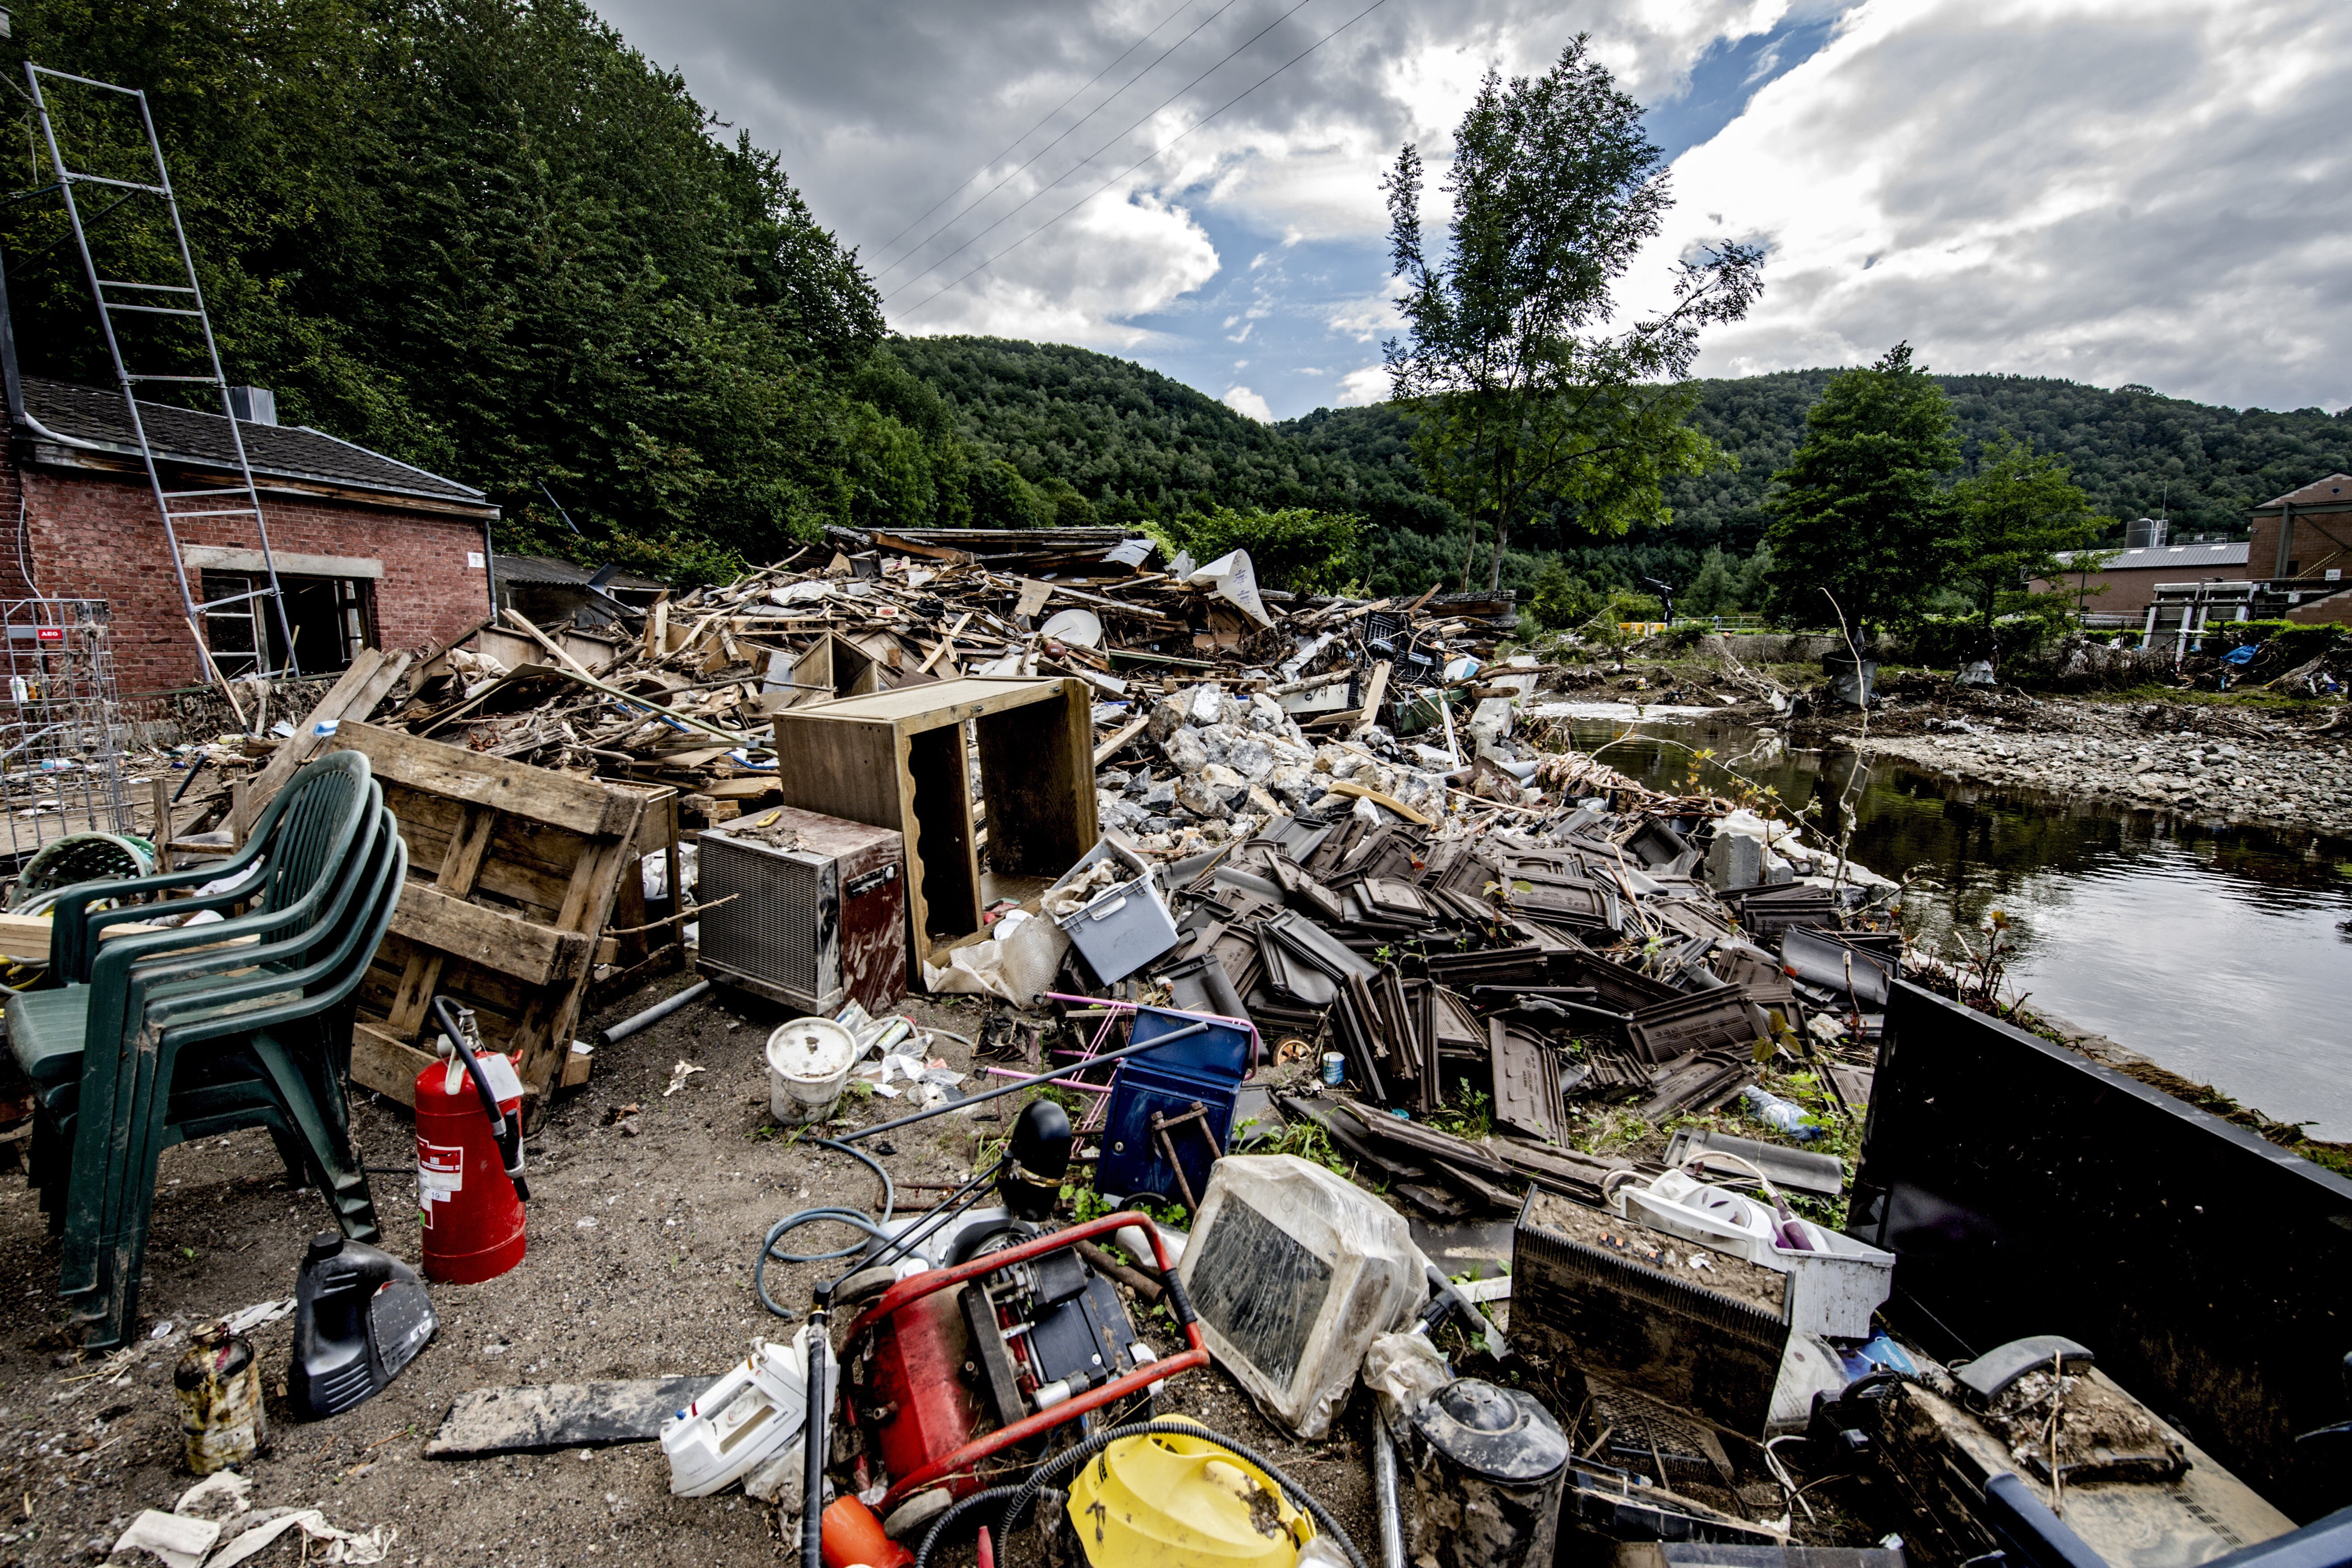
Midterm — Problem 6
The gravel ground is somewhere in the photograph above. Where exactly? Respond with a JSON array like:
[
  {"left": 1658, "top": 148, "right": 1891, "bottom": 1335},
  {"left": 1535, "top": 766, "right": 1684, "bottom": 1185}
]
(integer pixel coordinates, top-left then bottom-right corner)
[
  {"left": 0, "top": 978, "right": 1381, "bottom": 1568},
  {"left": 1841, "top": 697, "right": 2352, "bottom": 835}
]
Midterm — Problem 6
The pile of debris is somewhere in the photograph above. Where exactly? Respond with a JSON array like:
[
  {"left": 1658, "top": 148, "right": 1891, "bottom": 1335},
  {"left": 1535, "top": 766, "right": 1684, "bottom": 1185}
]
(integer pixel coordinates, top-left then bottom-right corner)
[{"left": 371, "top": 524, "right": 1522, "bottom": 830}]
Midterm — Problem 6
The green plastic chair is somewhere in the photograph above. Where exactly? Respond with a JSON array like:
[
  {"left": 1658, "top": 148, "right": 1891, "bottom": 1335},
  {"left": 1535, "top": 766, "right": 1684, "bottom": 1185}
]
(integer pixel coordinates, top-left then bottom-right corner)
[
  {"left": 78, "top": 806, "right": 407, "bottom": 1343},
  {"left": 9, "top": 753, "right": 402, "bottom": 1344},
  {"left": 42, "top": 801, "right": 404, "bottom": 1346},
  {"left": 23, "top": 754, "right": 379, "bottom": 1294},
  {"left": 46, "top": 749, "right": 377, "bottom": 985}
]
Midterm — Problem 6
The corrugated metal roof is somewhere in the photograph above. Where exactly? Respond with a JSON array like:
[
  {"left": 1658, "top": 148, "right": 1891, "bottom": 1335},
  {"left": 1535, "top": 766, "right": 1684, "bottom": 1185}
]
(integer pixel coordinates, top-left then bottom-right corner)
[
  {"left": 17, "top": 377, "right": 491, "bottom": 511},
  {"left": 491, "top": 554, "right": 665, "bottom": 589},
  {"left": 2257, "top": 473, "right": 2352, "bottom": 509},
  {"left": 2058, "top": 542, "right": 2249, "bottom": 571}
]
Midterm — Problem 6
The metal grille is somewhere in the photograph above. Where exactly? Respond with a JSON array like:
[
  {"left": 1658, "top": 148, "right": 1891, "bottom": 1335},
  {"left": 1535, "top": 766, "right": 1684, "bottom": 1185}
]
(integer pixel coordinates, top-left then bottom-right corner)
[
  {"left": 0, "top": 598, "right": 133, "bottom": 862},
  {"left": 699, "top": 834, "right": 819, "bottom": 995}
]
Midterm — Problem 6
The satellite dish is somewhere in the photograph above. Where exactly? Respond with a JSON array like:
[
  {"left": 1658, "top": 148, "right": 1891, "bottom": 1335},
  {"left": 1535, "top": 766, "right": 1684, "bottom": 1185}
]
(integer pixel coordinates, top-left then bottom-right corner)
[{"left": 1039, "top": 608, "right": 1103, "bottom": 648}]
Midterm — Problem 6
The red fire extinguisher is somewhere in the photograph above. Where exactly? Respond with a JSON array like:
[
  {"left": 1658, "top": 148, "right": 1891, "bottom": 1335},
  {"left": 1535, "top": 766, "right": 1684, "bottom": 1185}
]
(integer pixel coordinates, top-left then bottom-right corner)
[{"left": 415, "top": 997, "right": 529, "bottom": 1284}]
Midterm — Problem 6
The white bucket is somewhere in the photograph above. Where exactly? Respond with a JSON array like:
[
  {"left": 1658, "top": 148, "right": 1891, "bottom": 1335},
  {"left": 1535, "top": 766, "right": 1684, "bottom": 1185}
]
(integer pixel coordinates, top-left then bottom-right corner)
[{"left": 766, "top": 1017, "right": 857, "bottom": 1125}]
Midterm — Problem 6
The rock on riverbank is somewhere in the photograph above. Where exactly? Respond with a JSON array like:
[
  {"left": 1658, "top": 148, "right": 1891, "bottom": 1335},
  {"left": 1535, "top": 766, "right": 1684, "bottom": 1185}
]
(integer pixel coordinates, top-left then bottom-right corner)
[{"left": 1849, "top": 700, "right": 2352, "bottom": 834}]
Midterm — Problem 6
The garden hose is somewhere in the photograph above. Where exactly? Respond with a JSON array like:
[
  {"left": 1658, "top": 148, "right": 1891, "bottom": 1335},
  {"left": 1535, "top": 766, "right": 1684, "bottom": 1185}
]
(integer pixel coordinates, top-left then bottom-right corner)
[{"left": 754, "top": 1136, "right": 896, "bottom": 1319}]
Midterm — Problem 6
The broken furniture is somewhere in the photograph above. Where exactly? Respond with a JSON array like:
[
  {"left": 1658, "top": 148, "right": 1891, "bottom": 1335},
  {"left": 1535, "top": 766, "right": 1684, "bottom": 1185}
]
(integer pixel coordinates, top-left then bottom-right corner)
[
  {"left": 770, "top": 676, "right": 1098, "bottom": 974},
  {"left": 696, "top": 807, "right": 908, "bottom": 1017},
  {"left": 328, "top": 722, "right": 647, "bottom": 1121},
  {"left": 10, "top": 751, "right": 404, "bottom": 1346}
]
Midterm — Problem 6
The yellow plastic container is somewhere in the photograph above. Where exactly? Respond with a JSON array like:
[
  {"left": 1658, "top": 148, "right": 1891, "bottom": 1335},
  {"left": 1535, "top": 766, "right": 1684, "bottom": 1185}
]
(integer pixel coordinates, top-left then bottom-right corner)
[{"left": 1064, "top": 1431, "right": 1312, "bottom": 1568}]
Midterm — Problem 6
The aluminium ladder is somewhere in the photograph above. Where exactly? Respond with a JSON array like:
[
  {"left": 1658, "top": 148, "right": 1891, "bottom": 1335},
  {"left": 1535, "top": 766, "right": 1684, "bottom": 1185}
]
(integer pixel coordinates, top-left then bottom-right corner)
[{"left": 24, "top": 63, "right": 302, "bottom": 684}]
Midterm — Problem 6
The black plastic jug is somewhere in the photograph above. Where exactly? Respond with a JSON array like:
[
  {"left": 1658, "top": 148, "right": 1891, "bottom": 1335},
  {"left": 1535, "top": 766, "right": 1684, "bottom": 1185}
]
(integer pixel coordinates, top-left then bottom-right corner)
[{"left": 288, "top": 1232, "right": 438, "bottom": 1419}]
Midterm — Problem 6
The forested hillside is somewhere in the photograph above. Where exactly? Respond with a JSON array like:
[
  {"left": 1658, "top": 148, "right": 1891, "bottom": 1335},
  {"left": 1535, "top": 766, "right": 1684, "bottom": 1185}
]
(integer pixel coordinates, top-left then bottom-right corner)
[
  {"left": 6, "top": 3, "right": 2343, "bottom": 598},
  {"left": 896, "top": 340, "right": 2352, "bottom": 599},
  {"left": 0, "top": 0, "right": 899, "bottom": 578}
]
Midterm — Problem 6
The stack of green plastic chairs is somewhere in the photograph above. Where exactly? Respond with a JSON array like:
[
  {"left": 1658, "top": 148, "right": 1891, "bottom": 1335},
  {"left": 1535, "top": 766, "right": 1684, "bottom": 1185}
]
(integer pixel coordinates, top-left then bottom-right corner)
[{"left": 8, "top": 750, "right": 409, "bottom": 1346}]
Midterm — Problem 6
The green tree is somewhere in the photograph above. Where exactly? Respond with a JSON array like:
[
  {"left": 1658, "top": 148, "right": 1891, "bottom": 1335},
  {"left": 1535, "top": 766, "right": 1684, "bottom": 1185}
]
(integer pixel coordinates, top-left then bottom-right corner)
[
  {"left": 964, "top": 459, "right": 1050, "bottom": 529},
  {"left": 1763, "top": 344, "right": 1961, "bottom": 634},
  {"left": 1948, "top": 434, "right": 2108, "bottom": 641},
  {"left": 0, "top": 0, "right": 898, "bottom": 578},
  {"left": 1382, "top": 37, "right": 1762, "bottom": 591},
  {"left": 1174, "top": 505, "right": 1363, "bottom": 594}
]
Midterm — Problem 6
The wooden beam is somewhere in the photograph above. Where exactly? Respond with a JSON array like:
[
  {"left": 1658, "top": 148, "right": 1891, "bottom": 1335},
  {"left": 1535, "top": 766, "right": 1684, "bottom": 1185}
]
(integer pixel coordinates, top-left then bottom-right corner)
[
  {"left": 1092, "top": 714, "right": 1149, "bottom": 767},
  {"left": 1350, "top": 660, "right": 1392, "bottom": 737},
  {"left": 501, "top": 607, "right": 596, "bottom": 678},
  {"left": 1322, "top": 777, "right": 1435, "bottom": 828},
  {"left": 389, "top": 882, "right": 593, "bottom": 987},
  {"left": 351, "top": 1022, "right": 436, "bottom": 1106}
]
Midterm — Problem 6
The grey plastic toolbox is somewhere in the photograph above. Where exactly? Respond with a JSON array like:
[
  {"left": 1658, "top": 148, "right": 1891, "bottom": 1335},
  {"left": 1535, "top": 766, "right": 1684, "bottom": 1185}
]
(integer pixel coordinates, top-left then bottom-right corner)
[{"left": 1049, "top": 836, "right": 1180, "bottom": 983}]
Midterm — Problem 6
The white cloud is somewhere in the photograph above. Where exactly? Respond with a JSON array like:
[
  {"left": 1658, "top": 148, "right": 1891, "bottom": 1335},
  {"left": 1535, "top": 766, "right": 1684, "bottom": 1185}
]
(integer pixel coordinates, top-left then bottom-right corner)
[
  {"left": 587, "top": 0, "right": 2352, "bottom": 414},
  {"left": 588, "top": 0, "right": 1798, "bottom": 344},
  {"left": 1327, "top": 292, "right": 1404, "bottom": 343},
  {"left": 1631, "top": 0, "right": 2352, "bottom": 410},
  {"left": 1335, "top": 365, "right": 1390, "bottom": 405},
  {"left": 1224, "top": 385, "right": 1276, "bottom": 422}
]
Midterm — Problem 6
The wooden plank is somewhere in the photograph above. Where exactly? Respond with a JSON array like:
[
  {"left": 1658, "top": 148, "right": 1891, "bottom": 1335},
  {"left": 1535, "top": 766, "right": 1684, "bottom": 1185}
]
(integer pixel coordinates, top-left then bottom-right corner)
[
  {"left": 501, "top": 606, "right": 596, "bottom": 678},
  {"left": 389, "top": 882, "right": 590, "bottom": 987},
  {"left": 1321, "top": 777, "right": 1436, "bottom": 828},
  {"left": 232, "top": 649, "right": 406, "bottom": 835},
  {"left": 350, "top": 1022, "right": 436, "bottom": 1107},
  {"left": 1350, "top": 660, "right": 1392, "bottom": 736},
  {"left": 1013, "top": 578, "right": 1054, "bottom": 618},
  {"left": 1092, "top": 714, "right": 1149, "bottom": 767},
  {"left": 785, "top": 676, "right": 1064, "bottom": 728},
  {"left": 0, "top": 912, "right": 177, "bottom": 962},
  {"left": 386, "top": 802, "right": 497, "bottom": 1035},
  {"left": 333, "top": 722, "right": 638, "bottom": 838}
]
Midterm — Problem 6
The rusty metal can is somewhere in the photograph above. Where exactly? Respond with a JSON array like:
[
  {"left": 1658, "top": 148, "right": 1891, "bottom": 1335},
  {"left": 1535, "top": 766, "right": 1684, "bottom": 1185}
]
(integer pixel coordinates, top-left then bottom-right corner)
[{"left": 174, "top": 1324, "right": 266, "bottom": 1474}]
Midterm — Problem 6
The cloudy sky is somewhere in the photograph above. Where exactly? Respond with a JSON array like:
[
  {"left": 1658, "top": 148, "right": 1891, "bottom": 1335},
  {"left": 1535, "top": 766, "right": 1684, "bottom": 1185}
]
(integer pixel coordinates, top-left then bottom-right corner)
[{"left": 588, "top": 0, "right": 2351, "bottom": 423}]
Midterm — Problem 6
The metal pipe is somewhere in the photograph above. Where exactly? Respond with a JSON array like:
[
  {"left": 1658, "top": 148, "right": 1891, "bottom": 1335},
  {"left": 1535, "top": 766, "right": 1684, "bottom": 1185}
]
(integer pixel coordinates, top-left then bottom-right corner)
[
  {"left": 830, "top": 1021, "right": 1207, "bottom": 1145},
  {"left": 1373, "top": 1418, "right": 1406, "bottom": 1568},
  {"left": 597, "top": 978, "right": 710, "bottom": 1047},
  {"left": 801, "top": 1308, "right": 829, "bottom": 1568}
]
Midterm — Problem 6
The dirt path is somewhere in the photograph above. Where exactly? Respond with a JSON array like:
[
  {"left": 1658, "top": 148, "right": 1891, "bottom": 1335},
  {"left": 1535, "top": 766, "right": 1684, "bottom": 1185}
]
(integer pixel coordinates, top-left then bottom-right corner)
[{"left": 0, "top": 978, "right": 1385, "bottom": 1568}]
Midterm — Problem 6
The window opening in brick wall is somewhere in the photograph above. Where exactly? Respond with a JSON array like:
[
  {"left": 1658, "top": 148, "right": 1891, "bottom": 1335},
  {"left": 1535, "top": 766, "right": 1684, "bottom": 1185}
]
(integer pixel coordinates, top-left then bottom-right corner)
[{"left": 200, "top": 571, "right": 375, "bottom": 677}]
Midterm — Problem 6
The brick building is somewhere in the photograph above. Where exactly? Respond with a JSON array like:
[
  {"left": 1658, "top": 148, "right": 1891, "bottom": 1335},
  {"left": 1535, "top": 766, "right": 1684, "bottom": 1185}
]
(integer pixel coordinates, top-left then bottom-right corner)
[
  {"left": 2245, "top": 473, "right": 2352, "bottom": 625},
  {"left": 2039, "top": 539, "right": 2252, "bottom": 622},
  {"left": 2, "top": 375, "right": 498, "bottom": 697}
]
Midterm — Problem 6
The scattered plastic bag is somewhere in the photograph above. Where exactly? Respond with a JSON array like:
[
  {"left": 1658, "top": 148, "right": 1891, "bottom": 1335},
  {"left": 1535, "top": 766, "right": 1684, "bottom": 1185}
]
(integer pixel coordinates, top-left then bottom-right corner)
[
  {"left": 1185, "top": 549, "right": 1273, "bottom": 626},
  {"left": 921, "top": 908, "right": 1069, "bottom": 1005}
]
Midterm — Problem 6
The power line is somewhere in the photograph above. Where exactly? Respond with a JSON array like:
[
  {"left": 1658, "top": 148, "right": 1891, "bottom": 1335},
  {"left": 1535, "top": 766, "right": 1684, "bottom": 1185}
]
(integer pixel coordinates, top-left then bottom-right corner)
[
  {"left": 882, "top": 0, "right": 1324, "bottom": 301},
  {"left": 869, "top": 0, "right": 1203, "bottom": 265},
  {"left": 893, "top": 0, "right": 1392, "bottom": 320},
  {"left": 875, "top": 0, "right": 1252, "bottom": 284}
]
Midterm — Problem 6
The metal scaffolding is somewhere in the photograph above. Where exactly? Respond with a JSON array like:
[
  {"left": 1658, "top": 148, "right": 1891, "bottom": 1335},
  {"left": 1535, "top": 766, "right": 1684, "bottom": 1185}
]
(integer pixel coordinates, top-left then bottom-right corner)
[{"left": 0, "top": 598, "right": 134, "bottom": 861}]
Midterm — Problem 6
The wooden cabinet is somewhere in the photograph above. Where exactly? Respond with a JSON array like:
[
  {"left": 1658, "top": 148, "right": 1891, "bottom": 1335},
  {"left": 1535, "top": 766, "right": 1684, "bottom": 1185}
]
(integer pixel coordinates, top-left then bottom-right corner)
[{"left": 771, "top": 677, "right": 1098, "bottom": 971}]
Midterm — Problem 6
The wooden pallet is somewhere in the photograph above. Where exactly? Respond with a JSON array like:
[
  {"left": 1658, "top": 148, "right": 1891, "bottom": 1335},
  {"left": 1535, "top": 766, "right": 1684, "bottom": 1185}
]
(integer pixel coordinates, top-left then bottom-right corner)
[{"left": 332, "top": 722, "right": 646, "bottom": 1122}]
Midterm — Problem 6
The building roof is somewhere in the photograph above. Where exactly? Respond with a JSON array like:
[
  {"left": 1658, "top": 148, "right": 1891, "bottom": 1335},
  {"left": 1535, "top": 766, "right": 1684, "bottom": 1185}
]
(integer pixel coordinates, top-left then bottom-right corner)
[
  {"left": 2057, "top": 541, "right": 2250, "bottom": 572},
  {"left": 2256, "top": 473, "right": 2352, "bottom": 510},
  {"left": 490, "top": 554, "right": 666, "bottom": 590},
  {"left": 15, "top": 377, "right": 493, "bottom": 514}
]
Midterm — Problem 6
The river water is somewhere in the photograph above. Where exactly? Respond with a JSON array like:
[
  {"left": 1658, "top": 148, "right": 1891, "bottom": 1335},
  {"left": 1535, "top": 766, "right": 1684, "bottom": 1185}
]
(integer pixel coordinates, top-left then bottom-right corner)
[{"left": 1550, "top": 711, "right": 2352, "bottom": 1141}]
